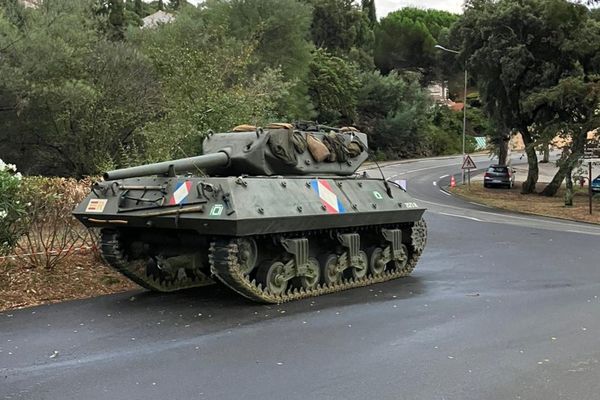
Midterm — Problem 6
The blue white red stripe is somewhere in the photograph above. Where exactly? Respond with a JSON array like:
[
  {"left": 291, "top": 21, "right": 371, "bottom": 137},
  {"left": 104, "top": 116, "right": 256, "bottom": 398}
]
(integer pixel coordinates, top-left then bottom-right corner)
[
  {"left": 311, "top": 179, "right": 346, "bottom": 214},
  {"left": 169, "top": 181, "right": 192, "bottom": 205}
]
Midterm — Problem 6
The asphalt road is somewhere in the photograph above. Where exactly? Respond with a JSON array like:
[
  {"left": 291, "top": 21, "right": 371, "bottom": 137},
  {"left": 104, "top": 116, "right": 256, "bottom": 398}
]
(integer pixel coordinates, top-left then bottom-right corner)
[{"left": 3, "top": 155, "right": 600, "bottom": 400}]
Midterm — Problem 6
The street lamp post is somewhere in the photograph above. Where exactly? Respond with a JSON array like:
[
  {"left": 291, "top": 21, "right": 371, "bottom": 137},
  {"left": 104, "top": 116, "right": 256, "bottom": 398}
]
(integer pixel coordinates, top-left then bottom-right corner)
[{"left": 435, "top": 44, "right": 467, "bottom": 185}]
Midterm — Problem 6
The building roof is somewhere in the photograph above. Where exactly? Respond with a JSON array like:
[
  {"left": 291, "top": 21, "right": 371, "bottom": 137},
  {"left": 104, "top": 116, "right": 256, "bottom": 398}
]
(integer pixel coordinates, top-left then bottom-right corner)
[{"left": 142, "top": 10, "right": 175, "bottom": 29}]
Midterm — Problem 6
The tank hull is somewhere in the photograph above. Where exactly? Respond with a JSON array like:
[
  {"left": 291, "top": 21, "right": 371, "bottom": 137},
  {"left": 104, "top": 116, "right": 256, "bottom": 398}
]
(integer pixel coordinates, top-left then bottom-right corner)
[
  {"left": 74, "top": 176, "right": 425, "bottom": 235},
  {"left": 75, "top": 175, "right": 426, "bottom": 303}
]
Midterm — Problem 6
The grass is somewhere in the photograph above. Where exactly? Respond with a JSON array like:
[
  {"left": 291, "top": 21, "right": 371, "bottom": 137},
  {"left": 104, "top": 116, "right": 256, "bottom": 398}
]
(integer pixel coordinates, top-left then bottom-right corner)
[{"left": 450, "top": 182, "right": 600, "bottom": 224}]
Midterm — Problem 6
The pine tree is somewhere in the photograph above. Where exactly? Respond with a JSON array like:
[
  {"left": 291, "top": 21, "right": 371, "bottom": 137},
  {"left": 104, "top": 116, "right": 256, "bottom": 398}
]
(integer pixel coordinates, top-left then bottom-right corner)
[
  {"left": 134, "top": 0, "right": 143, "bottom": 16},
  {"left": 108, "top": 0, "right": 124, "bottom": 40},
  {"left": 158, "top": 0, "right": 164, "bottom": 11},
  {"left": 361, "top": 0, "right": 376, "bottom": 27}
]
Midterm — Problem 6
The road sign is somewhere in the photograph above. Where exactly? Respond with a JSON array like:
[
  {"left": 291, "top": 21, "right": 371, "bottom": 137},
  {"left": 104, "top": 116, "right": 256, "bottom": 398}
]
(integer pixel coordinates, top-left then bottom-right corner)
[
  {"left": 461, "top": 155, "right": 477, "bottom": 170},
  {"left": 584, "top": 146, "right": 600, "bottom": 163}
]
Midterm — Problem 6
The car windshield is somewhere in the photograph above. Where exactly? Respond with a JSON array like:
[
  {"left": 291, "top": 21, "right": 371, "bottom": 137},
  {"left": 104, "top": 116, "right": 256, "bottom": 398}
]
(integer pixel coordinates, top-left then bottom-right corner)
[{"left": 487, "top": 166, "right": 507, "bottom": 173}]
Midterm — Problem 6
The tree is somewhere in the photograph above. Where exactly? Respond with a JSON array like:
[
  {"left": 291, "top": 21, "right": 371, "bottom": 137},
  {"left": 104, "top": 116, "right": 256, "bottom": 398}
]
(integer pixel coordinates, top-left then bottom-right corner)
[
  {"left": 361, "top": 0, "right": 376, "bottom": 28},
  {"left": 307, "top": 48, "right": 359, "bottom": 125},
  {"left": 131, "top": 6, "right": 292, "bottom": 160},
  {"left": 355, "top": 71, "right": 434, "bottom": 158},
  {"left": 528, "top": 77, "right": 600, "bottom": 196},
  {"left": 107, "top": 0, "right": 125, "bottom": 40},
  {"left": 203, "top": 0, "right": 315, "bottom": 118},
  {"left": 0, "top": 0, "right": 162, "bottom": 176},
  {"left": 375, "top": 8, "right": 458, "bottom": 81},
  {"left": 134, "top": 0, "right": 143, "bottom": 16},
  {"left": 304, "top": 0, "right": 372, "bottom": 56},
  {"left": 453, "top": 0, "right": 597, "bottom": 193}
]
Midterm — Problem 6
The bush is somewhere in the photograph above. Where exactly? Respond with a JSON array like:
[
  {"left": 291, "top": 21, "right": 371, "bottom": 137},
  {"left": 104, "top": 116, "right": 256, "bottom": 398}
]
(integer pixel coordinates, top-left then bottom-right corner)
[
  {"left": 14, "top": 176, "right": 97, "bottom": 269},
  {"left": 0, "top": 160, "right": 28, "bottom": 255}
]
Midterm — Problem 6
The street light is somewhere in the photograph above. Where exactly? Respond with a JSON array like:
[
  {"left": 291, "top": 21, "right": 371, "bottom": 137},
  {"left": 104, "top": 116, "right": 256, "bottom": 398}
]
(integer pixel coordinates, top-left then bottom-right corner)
[{"left": 435, "top": 44, "right": 468, "bottom": 185}]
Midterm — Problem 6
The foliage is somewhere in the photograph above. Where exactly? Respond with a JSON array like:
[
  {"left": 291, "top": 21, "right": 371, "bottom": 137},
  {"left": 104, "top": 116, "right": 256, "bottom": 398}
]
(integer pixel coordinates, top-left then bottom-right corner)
[
  {"left": 0, "top": 160, "right": 28, "bottom": 255},
  {"left": 356, "top": 71, "right": 432, "bottom": 158},
  {"left": 131, "top": 6, "right": 292, "bottom": 160},
  {"left": 429, "top": 105, "right": 480, "bottom": 155},
  {"left": 0, "top": 1, "right": 162, "bottom": 176},
  {"left": 304, "top": 0, "right": 372, "bottom": 54},
  {"left": 375, "top": 8, "right": 459, "bottom": 81},
  {"left": 203, "top": 0, "right": 315, "bottom": 118},
  {"left": 307, "top": 49, "right": 360, "bottom": 125}
]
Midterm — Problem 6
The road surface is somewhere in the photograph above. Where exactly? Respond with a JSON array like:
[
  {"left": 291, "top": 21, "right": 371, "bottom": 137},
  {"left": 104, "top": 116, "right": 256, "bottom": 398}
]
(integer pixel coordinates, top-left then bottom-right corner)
[{"left": 2, "top": 154, "right": 600, "bottom": 400}]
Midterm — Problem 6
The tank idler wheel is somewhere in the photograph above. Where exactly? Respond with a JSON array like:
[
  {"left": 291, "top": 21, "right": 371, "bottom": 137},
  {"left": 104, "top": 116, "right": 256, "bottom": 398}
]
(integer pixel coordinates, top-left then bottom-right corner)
[
  {"left": 256, "top": 260, "right": 289, "bottom": 295},
  {"left": 389, "top": 244, "right": 409, "bottom": 271},
  {"left": 320, "top": 254, "right": 343, "bottom": 285},
  {"left": 368, "top": 247, "right": 386, "bottom": 276},
  {"left": 236, "top": 238, "right": 258, "bottom": 275},
  {"left": 349, "top": 250, "right": 368, "bottom": 280},
  {"left": 298, "top": 257, "right": 321, "bottom": 290}
]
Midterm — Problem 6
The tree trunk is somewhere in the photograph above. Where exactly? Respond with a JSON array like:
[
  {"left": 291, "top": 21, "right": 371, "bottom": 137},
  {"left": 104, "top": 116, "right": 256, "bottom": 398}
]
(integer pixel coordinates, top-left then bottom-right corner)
[
  {"left": 540, "top": 128, "right": 587, "bottom": 197},
  {"left": 520, "top": 129, "right": 538, "bottom": 194},
  {"left": 564, "top": 167, "right": 573, "bottom": 206},
  {"left": 498, "top": 131, "right": 509, "bottom": 165},
  {"left": 542, "top": 143, "right": 550, "bottom": 163}
]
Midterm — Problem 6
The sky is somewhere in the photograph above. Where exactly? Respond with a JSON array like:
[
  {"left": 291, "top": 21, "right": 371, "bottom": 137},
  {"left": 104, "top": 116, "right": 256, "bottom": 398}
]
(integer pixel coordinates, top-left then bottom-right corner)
[{"left": 181, "top": 0, "right": 465, "bottom": 17}]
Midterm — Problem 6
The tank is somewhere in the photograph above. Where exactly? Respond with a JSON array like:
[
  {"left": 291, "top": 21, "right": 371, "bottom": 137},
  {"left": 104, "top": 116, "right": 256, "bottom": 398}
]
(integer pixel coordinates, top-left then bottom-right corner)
[{"left": 73, "top": 123, "right": 427, "bottom": 303}]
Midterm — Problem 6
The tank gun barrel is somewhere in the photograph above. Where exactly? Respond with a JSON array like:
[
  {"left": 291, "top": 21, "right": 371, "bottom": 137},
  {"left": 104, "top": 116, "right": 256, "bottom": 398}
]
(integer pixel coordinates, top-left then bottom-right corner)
[{"left": 103, "top": 151, "right": 229, "bottom": 181}]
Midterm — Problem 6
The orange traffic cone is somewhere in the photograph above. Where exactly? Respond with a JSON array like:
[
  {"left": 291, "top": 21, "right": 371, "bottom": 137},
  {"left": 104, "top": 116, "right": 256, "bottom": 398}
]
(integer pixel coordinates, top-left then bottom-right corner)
[{"left": 450, "top": 176, "right": 456, "bottom": 188}]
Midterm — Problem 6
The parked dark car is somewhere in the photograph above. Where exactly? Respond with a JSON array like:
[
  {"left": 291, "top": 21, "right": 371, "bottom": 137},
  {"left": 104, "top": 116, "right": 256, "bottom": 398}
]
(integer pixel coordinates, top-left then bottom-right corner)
[
  {"left": 592, "top": 175, "right": 600, "bottom": 193},
  {"left": 483, "top": 165, "right": 515, "bottom": 188}
]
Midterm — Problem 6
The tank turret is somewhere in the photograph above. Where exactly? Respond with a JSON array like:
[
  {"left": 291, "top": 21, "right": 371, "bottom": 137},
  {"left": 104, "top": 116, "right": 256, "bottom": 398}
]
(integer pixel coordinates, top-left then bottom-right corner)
[{"left": 103, "top": 123, "right": 369, "bottom": 180}]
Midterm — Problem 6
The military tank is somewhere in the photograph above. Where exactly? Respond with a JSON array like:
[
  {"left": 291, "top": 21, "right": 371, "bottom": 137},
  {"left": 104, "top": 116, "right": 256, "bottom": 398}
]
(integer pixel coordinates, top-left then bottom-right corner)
[{"left": 73, "top": 123, "right": 427, "bottom": 303}]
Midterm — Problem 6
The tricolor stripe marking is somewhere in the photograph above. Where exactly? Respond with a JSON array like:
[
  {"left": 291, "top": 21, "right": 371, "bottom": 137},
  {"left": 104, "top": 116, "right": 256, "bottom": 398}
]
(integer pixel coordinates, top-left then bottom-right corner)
[
  {"left": 169, "top": 181, "right": 192, "bottom": 205},
  {"left": 311, "top": 179, "right": 346, "bottom": 214}
]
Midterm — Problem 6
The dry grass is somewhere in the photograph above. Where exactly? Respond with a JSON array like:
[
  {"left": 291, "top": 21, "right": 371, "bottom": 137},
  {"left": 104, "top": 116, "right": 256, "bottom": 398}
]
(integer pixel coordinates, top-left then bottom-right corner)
[
  {"left": 0, "top": 252, "right": 136, "bottom": 311},
  {"left": 450, "top": 182, "right": 600, "bottom": 224}
]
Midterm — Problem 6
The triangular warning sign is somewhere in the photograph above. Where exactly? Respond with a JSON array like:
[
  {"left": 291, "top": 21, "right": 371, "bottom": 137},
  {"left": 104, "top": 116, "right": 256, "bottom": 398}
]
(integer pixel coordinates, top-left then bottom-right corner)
[{"left": 461, "top": 155, "right": 477, "bottom": 169}]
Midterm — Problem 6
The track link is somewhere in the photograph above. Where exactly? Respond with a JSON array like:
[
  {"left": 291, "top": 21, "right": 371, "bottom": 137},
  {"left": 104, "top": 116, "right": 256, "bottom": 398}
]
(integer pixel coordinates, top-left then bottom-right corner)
[
  {"left": 100, "top": 229, "right": 214, "bottom": 292},
  {"left": 209, "top": 219, "right": 427, "bottom": 303}
]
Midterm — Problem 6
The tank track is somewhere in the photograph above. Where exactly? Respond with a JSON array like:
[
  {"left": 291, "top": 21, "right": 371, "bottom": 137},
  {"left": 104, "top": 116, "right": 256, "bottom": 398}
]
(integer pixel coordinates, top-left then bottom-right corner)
[
  {"left": 100, "top": 230, "right": 215, "bottom": 292},
  {"left": 209, "top": 219, "right": 427, "bottom": 303},
  {"left": 99, "top": 219, "right": 427, "bottom": 302}
]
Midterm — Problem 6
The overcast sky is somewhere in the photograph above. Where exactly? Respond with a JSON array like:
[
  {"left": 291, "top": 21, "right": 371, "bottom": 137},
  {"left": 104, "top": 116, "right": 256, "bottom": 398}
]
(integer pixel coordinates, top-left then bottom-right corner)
[{"left": 181, "top": 1, "right": 464, "bottom": 17}]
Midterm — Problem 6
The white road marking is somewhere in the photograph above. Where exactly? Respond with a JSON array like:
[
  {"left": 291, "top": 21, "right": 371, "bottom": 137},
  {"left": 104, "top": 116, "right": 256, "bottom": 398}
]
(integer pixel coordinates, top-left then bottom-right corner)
[
  {"left": 439, "top": 175, "right": 449, "bottom": 179},
  {"left": 388, "top": 163, "right": 460, "bottom": 176},
  {"left": 439, "top": 212, "right": 483, "bottom": 222},
  {"left": 566, "top": 230, "right": 600, "bottom": 236},
  {"left": 439, "top": 190, "right": 451, "bottom": 196},
  {"left": 433, "top": 181, "right": 437, "bottom": 186}
]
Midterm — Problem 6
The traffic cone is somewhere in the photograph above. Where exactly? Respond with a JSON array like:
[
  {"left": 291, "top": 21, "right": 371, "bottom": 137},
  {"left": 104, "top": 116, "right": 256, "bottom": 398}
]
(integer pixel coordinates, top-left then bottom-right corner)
[{"left": 450, "top": 175, "right": 456, "bottom": 188}]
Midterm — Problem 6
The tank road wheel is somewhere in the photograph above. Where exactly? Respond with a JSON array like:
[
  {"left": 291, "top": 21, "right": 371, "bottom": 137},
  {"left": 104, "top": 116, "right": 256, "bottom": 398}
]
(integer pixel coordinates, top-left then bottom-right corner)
[
  {"left": 389, "top": 243, "right": 409, "bottom": 271},
  {"left": 236, "top": 238, "right": 258, "bottom": 275},
  {"left": 257, "top": 260, "right": 288, "bottom": 295},
  {"left": 321, "top": 254, "right": 343, "bottom": 285},
  {"left": 368, "top": 247, "right": 386, "bottom": 276},
  {"left": 299, "top": 257, "right": 321, "bottom": 290},
  {"left": 349, "top": 250, "right": 368, "bottom": 280}
]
